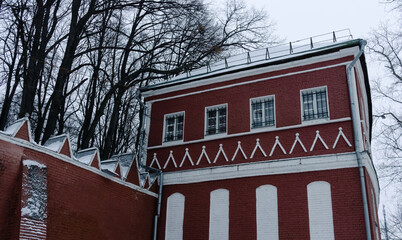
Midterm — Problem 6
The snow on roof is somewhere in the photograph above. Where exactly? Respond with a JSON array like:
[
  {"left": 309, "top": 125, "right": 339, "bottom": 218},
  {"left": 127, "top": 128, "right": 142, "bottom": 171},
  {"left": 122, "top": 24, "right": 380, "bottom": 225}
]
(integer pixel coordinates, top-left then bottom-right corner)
[
  {"left": 75, "top": 147, "right": 98, "bottom": 165},
  {"left": 2, "top": 118, "right": 25, "bottom": 136},
  {"left": 100, "top": 153, "right": 136, "bottom": 179},
  {"left": 43, "top": 135, "right": 67, "bottom": 152},
  {"left": 100, "top": 159, "right": 118, "bottom": 172},
  {"left": 118, "top": 153, "right": 135, "bottom": 179}
]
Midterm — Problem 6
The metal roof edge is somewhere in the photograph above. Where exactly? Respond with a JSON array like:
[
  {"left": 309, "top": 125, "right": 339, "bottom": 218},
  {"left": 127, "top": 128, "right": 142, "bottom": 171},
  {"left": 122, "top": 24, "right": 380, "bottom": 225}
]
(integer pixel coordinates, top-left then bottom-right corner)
[{"left": 139, "top": 39, "right": 363, "bottom": 93}]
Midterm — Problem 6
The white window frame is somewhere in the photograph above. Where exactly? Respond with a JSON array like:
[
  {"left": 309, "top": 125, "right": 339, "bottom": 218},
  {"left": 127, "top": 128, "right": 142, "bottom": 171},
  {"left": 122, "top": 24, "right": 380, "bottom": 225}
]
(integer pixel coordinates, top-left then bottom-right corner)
[
  {"left": 162, "top": 111, "right": 185, "bottom": 144},
  {"left": 300, "top": 86, "right": 330, "bottom": 123},
  {"left": 204, "top": 104, "right": 228, "bottom": 138},
  {"left": 250, "top": 95, "right": 276, "bottom": 131}
]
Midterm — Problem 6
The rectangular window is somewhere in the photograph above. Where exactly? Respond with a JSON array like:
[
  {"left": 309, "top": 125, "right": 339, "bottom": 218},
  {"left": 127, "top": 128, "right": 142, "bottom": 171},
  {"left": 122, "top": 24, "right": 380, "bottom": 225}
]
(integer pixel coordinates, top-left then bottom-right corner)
[
  {"left": 206, "top": 105, "right": 227, "bottom": 135},
  {"left": 301, "top": 87, "right": 329, "bottom": 121},
  {"left": 251, "top": 96, "right": 275, "bottom": 128},
  {"left": 164, "top": 112, "right": 184, "bottom": 142}
]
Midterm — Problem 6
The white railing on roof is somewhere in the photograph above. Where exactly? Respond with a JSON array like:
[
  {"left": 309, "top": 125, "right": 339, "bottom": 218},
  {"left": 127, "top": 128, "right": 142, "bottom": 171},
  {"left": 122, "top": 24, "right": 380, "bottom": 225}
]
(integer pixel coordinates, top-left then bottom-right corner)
[{"left": 176, "top": 29, "right": 353, "bottom": 80}]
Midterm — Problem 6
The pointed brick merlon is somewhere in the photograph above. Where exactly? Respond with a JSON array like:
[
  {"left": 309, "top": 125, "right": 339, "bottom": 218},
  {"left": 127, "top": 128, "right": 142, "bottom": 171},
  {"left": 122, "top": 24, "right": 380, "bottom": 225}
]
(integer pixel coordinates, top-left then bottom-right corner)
[
  {"left": 43, "top": 134, "right": 72, "bottom": 158},
  {"left": 75, "top": 147, "right": 101, "bottom": 170},
  {"left": 125, "top": 158, "right": 140, "bottom": 186},
  {"left": 3, "top": 118, "right": 32, "bottom": 142},
  {"left": 20, "top": 160, "right": 47, "bottom": 239}
]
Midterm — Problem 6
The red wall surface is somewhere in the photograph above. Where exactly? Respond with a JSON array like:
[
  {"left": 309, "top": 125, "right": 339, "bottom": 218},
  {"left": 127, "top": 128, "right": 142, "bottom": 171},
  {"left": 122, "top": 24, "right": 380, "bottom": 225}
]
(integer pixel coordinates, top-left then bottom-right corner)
[
  {"left": 145, "top": 56, "right": 356, "bottom": 172},
  {"left": 148, "top": 64, "right": 352, "bottom": 147},
  {"left": 158, "top": 167, "right": 367, "bottom": 240},
  {"left": 0, "top": 138, "right": 157, "bottom": 240}
]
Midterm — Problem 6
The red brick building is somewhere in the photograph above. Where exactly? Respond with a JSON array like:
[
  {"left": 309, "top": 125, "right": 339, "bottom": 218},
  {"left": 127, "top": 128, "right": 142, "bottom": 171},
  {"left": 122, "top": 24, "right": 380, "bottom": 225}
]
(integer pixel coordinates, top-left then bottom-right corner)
[
  {"left": 0, "top": 34, "right": 379, "bottom": 240},
  {"left": 138, "top": 37, "right": 379, "bottom": 240}
]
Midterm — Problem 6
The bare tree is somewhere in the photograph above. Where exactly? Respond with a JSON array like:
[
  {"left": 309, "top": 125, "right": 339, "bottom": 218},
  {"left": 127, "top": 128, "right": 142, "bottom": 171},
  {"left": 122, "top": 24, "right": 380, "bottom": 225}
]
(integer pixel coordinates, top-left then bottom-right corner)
[
  {"left": 382, "top": 204, "right": 402, "bottom": 240},
  {"left": 0, "top": 0, "right": 278, "bottom": 159},
  {"left": 368, "top": 2, "right": 402, "bottom": 185},
  {"left": 0, "top": 1, "right": 25, "bottom": 129},
  {"left": 73, "top": 0, "right": 278, "bottom": 159},
  {"left": 369, "top": 1, "right": 402, "bottom": 239}
]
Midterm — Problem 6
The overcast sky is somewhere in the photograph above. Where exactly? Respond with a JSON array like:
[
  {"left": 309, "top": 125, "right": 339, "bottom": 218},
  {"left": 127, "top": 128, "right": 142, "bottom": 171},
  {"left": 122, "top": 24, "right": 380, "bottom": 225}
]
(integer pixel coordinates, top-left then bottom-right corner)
[{"left": 247, "top": 0, "right": 390, "bottom": 41}]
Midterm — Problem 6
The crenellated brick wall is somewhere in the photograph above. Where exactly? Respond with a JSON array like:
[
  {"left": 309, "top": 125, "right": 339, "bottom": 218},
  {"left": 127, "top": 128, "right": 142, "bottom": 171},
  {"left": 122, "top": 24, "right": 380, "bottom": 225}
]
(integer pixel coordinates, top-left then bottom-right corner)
[{"left": 0, "top": 119, "right": 158, "bottom": 240}]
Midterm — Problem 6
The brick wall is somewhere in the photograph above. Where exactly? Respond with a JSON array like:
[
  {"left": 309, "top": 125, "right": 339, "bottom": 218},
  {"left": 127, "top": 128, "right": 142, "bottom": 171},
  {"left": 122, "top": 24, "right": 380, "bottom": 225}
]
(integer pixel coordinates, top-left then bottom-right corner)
[
  {"left": 0, "top": 138, "right": 157, "bottom": 240},
  {"left": 159, "top": 167, "right": 367, "bottom": 240}
]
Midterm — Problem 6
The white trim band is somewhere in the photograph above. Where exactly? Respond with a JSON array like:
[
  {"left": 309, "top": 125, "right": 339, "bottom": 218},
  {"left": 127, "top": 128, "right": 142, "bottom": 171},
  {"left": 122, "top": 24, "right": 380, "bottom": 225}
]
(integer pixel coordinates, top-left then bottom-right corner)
[{"left": 162, "top": 151, "right": 378, "bottom": 200}]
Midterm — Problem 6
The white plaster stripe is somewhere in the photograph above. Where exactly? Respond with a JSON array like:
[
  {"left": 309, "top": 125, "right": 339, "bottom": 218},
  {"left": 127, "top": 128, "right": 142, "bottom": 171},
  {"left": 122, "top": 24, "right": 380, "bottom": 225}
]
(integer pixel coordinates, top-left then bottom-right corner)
[
  {"left": 289, "top": 133, "right": 307, "bottom": 154},
  {"left": 256, "top": 185, "right": 279, "bottom": 240},
  {"left": 165, "top": 193, "right": 185, "bottom": 240},
  {"left": 196, "top": 146, "right": 211, "bottom": 165},
  {"left": 269, "top": 136, "right": 287, "bottom": 157},
  {"left": 179, "top": 148, "right": 194, "bottom": 167},
  {"left": 310, "top": 130, "right": 329, "bottom": 151},
  {"left": 231, "top": 141, "right": 248, "bottom": 161},
  {"left": 332, "top": 127, "right": 352, "bottom": 149},
  {"left": 163, "top": 150, "right": 177, "bottom": 169},
  {"left": 307, "top": 181, "right": 335, "bottom": 240},
  {"left": 163, "top": 152, "right": 371, "bottom": 185},
  {"left": 209, "top": 189, "right": 229, "bottom": 240},
  {"left": 250, "top": 138, "right": 267, "bottom": 159},
  {"left": 213, "top": 144, "right": 229, "bottom": 163},
  {"left": 150, "top": 153, "right": 161, "bottom": 169}
]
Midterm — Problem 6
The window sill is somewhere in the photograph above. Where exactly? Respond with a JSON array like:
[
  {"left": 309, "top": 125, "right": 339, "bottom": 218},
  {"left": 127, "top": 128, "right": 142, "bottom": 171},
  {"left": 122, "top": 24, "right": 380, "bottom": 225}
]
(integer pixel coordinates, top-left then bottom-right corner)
[
  {"left": 301, "top": 118, "right": 330, "bottom": 125},
  {"left": 204, "top": 132, "right": 228, "bottom": 141},
  {"left": 162, "top": 139, "right": 184, "bottom": 147},
  {"left": 250, "top": 125, "right": 276, "bottom": 133}
]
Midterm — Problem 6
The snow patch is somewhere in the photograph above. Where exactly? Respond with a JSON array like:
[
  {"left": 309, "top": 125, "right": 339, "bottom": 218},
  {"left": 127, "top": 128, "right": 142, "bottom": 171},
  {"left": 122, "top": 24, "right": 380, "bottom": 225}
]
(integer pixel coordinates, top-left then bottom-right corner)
[
  {"left": 75, "top": 148, "right": 97, "bottom": 165},
  {"left": 43, "top": 135, "right": 66, "bottom": 152},
  {"left": 23, "top": 160, "right": 46, "bottom": 169},
  {"left": 118, "top": 153, "right": 135, "bottom": 179},
  {"left": 22, "top": 162, "right": 47, "bottom": 220},
  {"left": 3, "top": 121, "right": 22, "bottom": 136}
]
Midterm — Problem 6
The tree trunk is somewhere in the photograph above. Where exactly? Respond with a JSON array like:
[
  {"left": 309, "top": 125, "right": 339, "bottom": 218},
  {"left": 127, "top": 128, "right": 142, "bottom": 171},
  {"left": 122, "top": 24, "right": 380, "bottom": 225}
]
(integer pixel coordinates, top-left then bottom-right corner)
[{"left": 100, "top": 87, "right": 125, "bottom": 159}]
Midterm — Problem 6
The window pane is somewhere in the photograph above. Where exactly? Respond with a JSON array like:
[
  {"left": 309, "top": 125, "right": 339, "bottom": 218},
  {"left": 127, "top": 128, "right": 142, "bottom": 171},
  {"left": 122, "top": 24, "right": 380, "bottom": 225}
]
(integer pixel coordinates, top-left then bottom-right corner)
[
  {"left": 302, "top": 88, "right": 328, "bottom": 121},
  {"left": 218, "top": 108, "right": 226, "bottom": 133},
  {"left": 316, "top": 90, "right": 328, "bottom": 118},
  {"left": 164, "top": 114, "right": 184, "bottom": 142},
  {"left": 206, "top": 106, "right": 226, "bottom": 135},
  {"left": 264, "top": 99, "right": 275, "bottom": 126},
  {"left": 166, "top": 117, "right": 175, "bottom": 141},
  {"left": 176, "top": 116, "right": 184, "bottom": 140},
  {"left": 303, "top": 92, "right": 315, "bottom": 120},
  {"left": 253, "top": 102, "right": 263, "bottom": 128},
  {"left": 207, "top": 110, "right": 217, "bottom": 135},
  {"left": 251, "top": 98, "right": 275, "bottom": 128}
]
